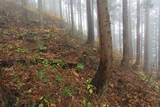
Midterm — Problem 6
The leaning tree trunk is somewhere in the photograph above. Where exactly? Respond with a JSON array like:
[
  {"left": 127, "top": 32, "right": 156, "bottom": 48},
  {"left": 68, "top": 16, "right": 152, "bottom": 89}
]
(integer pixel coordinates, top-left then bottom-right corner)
[{"left": 92, "top": 0, "right": 112, "bottom": 95}]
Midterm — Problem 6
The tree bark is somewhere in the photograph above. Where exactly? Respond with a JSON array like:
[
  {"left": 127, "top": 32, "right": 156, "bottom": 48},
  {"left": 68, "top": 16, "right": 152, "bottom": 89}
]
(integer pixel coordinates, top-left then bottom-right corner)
[
  {"left": 86, "top": 0, "right": 95, "bottom": 46},
  {"left": 59, "top": 0, "right": 62, "bottom": 18},
  {"left": 70, "top": 0, "right": 74, "bottom": 34},
  {"left": 144, "top": 0, "right": 150, "bottom": 72},
  {"left": 121, "top": 0, "right": 130, "bottom": 65},
  {"left": 134, "top": 0, "right": 141, "bottom": 67},
  {"left": 92, "top": 0, "right": 112, "bottom": 95},
  {"left": 38, "top": 0, "right": 43, "bottom": 28},
  {"left": 78, "top": 0, "right": 82, "bottom": 34},
  {"left": 158, "top": 6, "right": 160, "bottom": 72}
]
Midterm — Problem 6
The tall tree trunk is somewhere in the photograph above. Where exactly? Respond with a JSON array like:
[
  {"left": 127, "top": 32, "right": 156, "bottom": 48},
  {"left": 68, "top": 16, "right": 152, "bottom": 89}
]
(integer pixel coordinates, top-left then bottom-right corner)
[
  {"left": 78, "top": 0, "right": 83, "bottom": 35},
  {"left": 70, "top": 0, "right": 74, "bottom": 34},
  {"left": 144, "top": 0, "right": 150, "bottom": 72},
  {"left": 158, "top": 6, "right": 160, "bottom": 72},
  {"left": 59, "top": 0, "right": 62, "bottom": 18},
  {"left": 119, "top": 1, "right": 122, "bottom": 53},
  {"left": 92, "top": 0, "right": 112, "bottom": 95},
  {"left": 128, "top": 0, "right": 133, "bottom": 58},
  {"left": 38, "top": 0, "right": 43, "bottom": 28},
  {"left": 134, "top": 0, "right": 141, "bottom": 66},
  {"left": 86, "top": 0, "right": 95, "bottom": 46},
  {"left": 119, "top": 20, "right": 122, "bottom": 53},
  {"left": 121, "top": 0, "right": 130, "bottom": 65}
]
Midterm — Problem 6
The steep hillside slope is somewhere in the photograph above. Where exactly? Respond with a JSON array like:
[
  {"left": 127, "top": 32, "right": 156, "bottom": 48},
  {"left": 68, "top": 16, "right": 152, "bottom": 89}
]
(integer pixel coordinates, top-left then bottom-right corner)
[{"left": 0, "top": 1, "right": 159, "bottom": 107}]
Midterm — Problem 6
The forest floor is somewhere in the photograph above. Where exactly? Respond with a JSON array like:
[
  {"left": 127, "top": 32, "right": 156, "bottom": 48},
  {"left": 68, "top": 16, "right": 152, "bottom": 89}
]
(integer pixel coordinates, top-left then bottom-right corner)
[{"left": 0, "top": 1, "right": 160, "bottom": 107}]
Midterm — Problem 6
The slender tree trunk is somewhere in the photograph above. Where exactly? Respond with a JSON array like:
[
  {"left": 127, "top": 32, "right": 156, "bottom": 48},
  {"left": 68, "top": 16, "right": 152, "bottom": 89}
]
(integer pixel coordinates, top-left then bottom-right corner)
[
  {"left": 86, "top": 0, "right": 95, "bottom": 46},
  {"left": 128, "top": 0, "right": 133, "bottom": 58},
  {"left": 121, "top": 0, "right": 130, "bottom": 65},
  {"left": 119, "top": 1, "right": 122, "bottom": 53},
  {"left": 92, "top": 0, "right": 112, "bottom": 95},
  {"left": 70, "top": 0, "right": 74, "bottom": 34},
  {"left": 59, "top": 0, "right": 62, "bottom": 18},
  {"left": 38, "top": 0, "right": 43, "bottom": 28},
  {"left": 158, "top": 6, "right": 160, "bottom": 72},
  {"left": 112, "top": 24, "right": 114, "bottom": 48},
  {"left": 134, "top": 0, "right": 141, "bottom": 66},
  {"left": 119, "top": 20, "right": 122, "bottom": 53},
  {"left": 78, "top": 0, "right": 83, "bottom": 35},
  {"left": 144, "top": 0, "right": 150, "bottom": 72},
  {"left": 140, "top": 14, "right": 144, "bottom": 64}
]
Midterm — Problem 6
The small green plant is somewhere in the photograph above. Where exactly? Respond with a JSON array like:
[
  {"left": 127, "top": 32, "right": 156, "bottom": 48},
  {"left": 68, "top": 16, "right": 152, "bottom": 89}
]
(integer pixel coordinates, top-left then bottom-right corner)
[
  {"left": 43, "top": 98, "right": 50, "bottom": 103},
  {"left": 38, "top": 103, "right": 43, "bottom": 107},
  {"left": 37, "top": 68, "right": 46, "bottom": 79},
  {"left": 36, "top": 58, "right": 46, "bottom": 64},
  {"left": 31, "top": 104, "right": 35, "bottom": 107},
  {"left": 2, "top": 31, "right": 9, "bottom": 35},
  {"left": 92, "top": 48, "right": 96, "bottom": 51},
  {"left": 87, "top": 102, "right": 92, "bottom": 107},
  {"left": 82, "top": 98, "right": 92, "bottom": 107},
  {"left": 42, "top": 59, "right": 49, "bottom": 65},
  {"left": 16, "top": 59, "right": 26, "bottom": 64},
  {"left": 51, "top": 59, "right": 64, "bottom": 64},
  {"left": 63, "top": 89, "right": 72, "bottom": 97},
  {"left": 86, "top": 84, "right": 94, "bottom": 94},
  {"left": 75, "top": 63, "right": 85, "bottom": 70},
  {"left": 27, "top": 88, "right": 33, "bottom": 93},
  {"left": 55, "top": 76, "right": 63, "bottom": 83},
  {"left": 16, "top": 97, "right": 19, "bottom": 103},
  {"left": 16, "top": 48, "right": 30, "bottom": 53},
  {"left": 68, "top": 104, "right": 72, "bottom": 107},
  {"left": 37, "top": 46, "right": 47, "bottom": 52},
  {"left": 86, "top": 79, "right": 94, "bottom": 94},
  {"left": 50, "top": 59, "right": 67, "bottom": 67},
  {"left": 101, "top": 104, "right": 109, "bottom": 107}
]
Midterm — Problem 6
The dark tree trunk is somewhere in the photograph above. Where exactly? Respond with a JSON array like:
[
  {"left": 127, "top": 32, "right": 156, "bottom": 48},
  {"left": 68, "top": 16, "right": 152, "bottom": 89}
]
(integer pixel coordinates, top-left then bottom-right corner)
[{"left": 92, "top": 0, "right": 112, "bottom": 95}]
